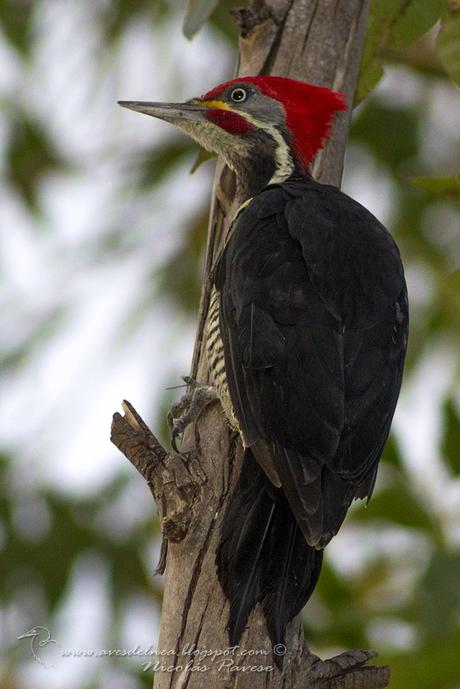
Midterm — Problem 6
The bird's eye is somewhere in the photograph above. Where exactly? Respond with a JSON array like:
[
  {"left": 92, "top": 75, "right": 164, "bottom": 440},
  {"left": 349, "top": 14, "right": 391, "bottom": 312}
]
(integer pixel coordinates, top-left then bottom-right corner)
[{"left": 230, "top": 87, "right": 248, "bottom": 103}]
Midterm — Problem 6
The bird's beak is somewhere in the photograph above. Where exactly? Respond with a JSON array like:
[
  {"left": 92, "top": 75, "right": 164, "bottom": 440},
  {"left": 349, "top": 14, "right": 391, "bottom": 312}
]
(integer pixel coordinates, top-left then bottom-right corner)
[
  {"left": 118, "top": 100, "right": 208, "bottom": 124},
  {"left": 118, "top": 97, "right": 235, "bottom": 165},
  {"left": 17, "top": 629, "right": 36, "bottom": 639}
]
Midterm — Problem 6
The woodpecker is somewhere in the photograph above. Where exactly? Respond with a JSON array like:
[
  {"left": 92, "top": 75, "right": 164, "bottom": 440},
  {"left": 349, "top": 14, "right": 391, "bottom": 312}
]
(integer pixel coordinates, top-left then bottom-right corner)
[{"left": 119, "top": 77, "right": 408, "bottom": 661}]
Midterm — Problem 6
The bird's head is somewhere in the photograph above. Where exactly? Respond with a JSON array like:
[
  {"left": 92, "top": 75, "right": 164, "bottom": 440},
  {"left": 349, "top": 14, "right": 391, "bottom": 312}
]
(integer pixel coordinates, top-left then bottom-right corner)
[{"left": 119, "top": 76, "right": 346, "bottom": 194}]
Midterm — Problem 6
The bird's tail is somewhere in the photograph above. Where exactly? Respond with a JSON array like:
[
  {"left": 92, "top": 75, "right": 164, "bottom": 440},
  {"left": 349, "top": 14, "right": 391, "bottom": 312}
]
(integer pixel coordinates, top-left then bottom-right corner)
[{"left": 216, "top": 450, "right": 323, "bottom": 666}]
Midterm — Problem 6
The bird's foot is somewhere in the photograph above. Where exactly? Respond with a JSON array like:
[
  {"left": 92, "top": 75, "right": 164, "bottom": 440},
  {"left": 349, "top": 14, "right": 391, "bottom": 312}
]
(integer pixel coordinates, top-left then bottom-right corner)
[{"left": 167, "top": 376, "right": 219, "bottom": 452}]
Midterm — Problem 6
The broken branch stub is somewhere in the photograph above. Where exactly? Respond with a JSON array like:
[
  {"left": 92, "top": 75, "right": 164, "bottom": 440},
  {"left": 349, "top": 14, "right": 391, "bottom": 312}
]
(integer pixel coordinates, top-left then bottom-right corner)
[{"left": 110, "top": 400, "right": 204, "bottom": 543}]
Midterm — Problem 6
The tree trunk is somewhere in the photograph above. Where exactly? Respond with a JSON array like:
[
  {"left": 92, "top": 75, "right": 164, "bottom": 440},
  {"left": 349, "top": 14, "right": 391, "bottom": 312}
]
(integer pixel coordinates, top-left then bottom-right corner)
[{"left": 111, "top": 1, "right": 391, "bottom": 688}]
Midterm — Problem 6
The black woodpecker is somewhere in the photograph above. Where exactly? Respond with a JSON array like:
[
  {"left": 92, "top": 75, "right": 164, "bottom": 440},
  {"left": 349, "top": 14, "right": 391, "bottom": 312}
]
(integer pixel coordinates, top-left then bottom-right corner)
[{"left": 119, "top": 76, "right": 408, "bottom": 660}]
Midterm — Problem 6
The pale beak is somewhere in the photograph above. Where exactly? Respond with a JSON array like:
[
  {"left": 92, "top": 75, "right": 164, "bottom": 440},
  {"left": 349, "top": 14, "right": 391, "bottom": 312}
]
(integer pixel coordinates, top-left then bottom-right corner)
[{"left": 118, "top": 100, "right": 206, "bottom": 123}]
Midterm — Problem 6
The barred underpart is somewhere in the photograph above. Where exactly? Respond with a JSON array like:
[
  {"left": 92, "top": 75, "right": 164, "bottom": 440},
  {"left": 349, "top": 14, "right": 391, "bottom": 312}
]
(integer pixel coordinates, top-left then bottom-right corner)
[{"left": 205, "top": 288, "right": 239, "bottom": 431}]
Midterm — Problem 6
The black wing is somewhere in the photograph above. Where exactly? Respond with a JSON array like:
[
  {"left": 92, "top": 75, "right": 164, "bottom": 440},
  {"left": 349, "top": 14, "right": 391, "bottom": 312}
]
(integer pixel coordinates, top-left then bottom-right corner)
[{"left": 216, "top": 178, "right": 408, "bottom": 547}]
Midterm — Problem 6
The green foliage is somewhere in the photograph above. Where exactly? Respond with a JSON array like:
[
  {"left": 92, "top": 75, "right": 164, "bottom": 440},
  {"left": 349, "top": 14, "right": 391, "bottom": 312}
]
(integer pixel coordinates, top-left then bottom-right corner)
[
  {"left": 408, "top": 174, "right": 460, "bottom": 197},
  {"left": 5, "top": 110, "right": 67, "bottom": 212},
  {"left": 352, "top": 480, "right": 434, "bottom": 532},
  {"left": 0, "top": 0, "right": 34, "bottom": 55},
  {"left": 416, "top": 550, "right": 460, "bottom": 640},
  {"left": 190, "top": 147, "right": 217, "bottom": 173},
  {"left": 138, "top": 139, "right": 196, "bottom": 189},
  {"left": 157, "top": 207, "right": 208, "bottom": 313},
  {"left": 437, "top": 269, "right": 460, "bottom": 334},
  {"left": 206, "top": 1, "right": 240, "bottom": 43},
  {"left": 437, "top": 6, "right": 460, "bottom": 88},
  {"left": 352, "top": 101, "right": 420, "bottom": 168},
  {"left": 441, "top": 397, "right": 460, "bottom": 474},
  {"left": 351, "top": 92, "right": 460, "bottom": 370},
  {"left": 389, "top": 0, "right": 445, "bottom": 46},
  {"left": 0, "top": 474, "right": 159, "bottom": 613},
  {"left": 181, "top": 0, "right": 239, "bottom": 43},
  {"left": 381, "top": 434, "right": 404, "bottom": 469},
  {"left": 380, "top": 633, "right": 460, "bottom": 689},
  {"left": 357, "top": 0, "right": 445, "bottom": 103}
]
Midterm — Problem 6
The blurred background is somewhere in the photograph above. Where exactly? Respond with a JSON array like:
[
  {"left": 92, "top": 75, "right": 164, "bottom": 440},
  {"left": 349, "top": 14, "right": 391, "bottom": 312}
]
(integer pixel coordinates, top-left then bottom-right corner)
[{"left": 0, "top": 1, "right": 459, "bottom": 688}]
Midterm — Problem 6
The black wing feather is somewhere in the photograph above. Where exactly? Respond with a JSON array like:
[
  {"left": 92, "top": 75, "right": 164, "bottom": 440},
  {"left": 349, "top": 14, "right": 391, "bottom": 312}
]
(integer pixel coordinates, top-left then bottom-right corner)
[{"left": 216, "top": 177, "right": 408, "bottom": 547}]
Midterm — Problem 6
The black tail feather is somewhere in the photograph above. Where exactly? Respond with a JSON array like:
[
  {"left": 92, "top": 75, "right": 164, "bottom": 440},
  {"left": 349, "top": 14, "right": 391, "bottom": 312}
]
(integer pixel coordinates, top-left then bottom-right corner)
[
  {"left": 216, "top": 451, "right": 323, "bottom": 663},
  {"left": 262, "top": 520, "right": 322, "bottom": 667},
  {"left": 217, "top": 452, "right": 274, "bottom": 643}
]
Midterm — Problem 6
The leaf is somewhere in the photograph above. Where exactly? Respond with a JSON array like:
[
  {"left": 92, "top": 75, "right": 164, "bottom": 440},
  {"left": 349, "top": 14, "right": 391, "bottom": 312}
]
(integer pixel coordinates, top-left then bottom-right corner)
[
  {"left": 441, "top": 397, "right": 460, "bottom": 475},
  {"left": 407, "top": 174, "right": 460, "bottom": 197},
  {"left": 183, "top": 0, "right": 220, "bottom": 39},
  {"left": 207, "top": 0, "right": 240, "bottom": 43},
  {"left": 416, "top": 551, "right": 460, "bottom": 640},
  {"left": 390, "top": 0, "right": 445, "bottom": 46},
  {"left": 0, "top": 477, "right": 158, "bottom": 614},
  {"left": 155, "top": 207, "right": 208, "bottom": 314},
  {"left": 437, "top": 7, "right": 460, "bottom": 88},
  {"left": 351, "top": 102, "right": 420, "bottom": 168},
  {"left": 435, "top": 270, "right": 460, "bottom": 338},
  {"left": 381, "top": 433, "right": 403, "bottom": 469},
  {"left": 138, "top": 139, "right": 195, "bottom": 189},
  {"left": 378, "top": 633, "right": 460, "bottom": 689},
  {"left": 0, "top": 0, "right": 34, "bottom": 55},
  {"left": 357, "top": 0, "right": 445, "bottom": 103},
  {"left": 190, "top": 147, "right": 217, "bottom": 174},
  {"left": 315, "top": 558, "right": 355, "bottom": 607},
  {"left": 439, "top": 268, "right": 460, "bottom": 299},
  {"left": 352, "top": 483, "right": 433, "bottom": 531},
  {"left": 5, "top": 109, "right": 67, "bottom": 212}
]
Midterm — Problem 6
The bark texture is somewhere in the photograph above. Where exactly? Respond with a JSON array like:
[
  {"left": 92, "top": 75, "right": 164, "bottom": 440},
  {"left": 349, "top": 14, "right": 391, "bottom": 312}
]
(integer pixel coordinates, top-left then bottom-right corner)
[{"left": 111, "top": 2, "right": 391, "bottom": 688}]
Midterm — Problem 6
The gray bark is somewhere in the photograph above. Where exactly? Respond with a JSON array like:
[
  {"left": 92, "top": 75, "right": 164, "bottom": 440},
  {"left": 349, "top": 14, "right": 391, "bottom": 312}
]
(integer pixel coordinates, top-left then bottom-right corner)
[{"left": 111, "top": 2, "right": 391, "bottom": 688}]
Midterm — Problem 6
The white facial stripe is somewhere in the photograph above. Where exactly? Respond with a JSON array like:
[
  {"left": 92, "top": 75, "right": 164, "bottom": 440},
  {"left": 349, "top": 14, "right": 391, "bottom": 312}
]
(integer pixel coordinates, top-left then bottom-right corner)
[{"left": 234, "top": 110, "right": 294, "bottom": 184}]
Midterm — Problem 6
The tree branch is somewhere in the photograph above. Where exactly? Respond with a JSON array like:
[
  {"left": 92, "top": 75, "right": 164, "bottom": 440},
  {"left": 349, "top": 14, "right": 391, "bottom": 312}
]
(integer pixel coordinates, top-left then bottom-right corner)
[{"left": 111, "top": 400, "right": 205, "bottom": 545}]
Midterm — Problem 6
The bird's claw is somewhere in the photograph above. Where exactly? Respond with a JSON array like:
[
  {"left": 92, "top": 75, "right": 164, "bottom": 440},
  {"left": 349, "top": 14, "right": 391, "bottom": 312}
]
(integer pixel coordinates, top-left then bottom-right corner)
[
  {"left": 170, "top": 419, "right": 186, "bottom": 453},
  {"left": 167, "top": 377, "right": 219, "bottom": 452}
]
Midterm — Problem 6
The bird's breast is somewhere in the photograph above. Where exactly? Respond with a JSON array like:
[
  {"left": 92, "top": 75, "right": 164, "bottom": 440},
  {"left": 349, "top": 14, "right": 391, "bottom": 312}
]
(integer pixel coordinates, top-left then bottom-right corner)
[{"left": 205, "top": 288, "right": 240, "bottom": 431}]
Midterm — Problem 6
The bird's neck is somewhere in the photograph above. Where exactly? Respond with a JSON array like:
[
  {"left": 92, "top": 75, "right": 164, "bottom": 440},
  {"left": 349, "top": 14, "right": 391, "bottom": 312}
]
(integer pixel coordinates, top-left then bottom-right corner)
[
  {"left": 235, "top": 149, "right": 308, "bottom": 198},
  {"left": 232, "top": 128, "right": 311, "bottom": 198}
]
